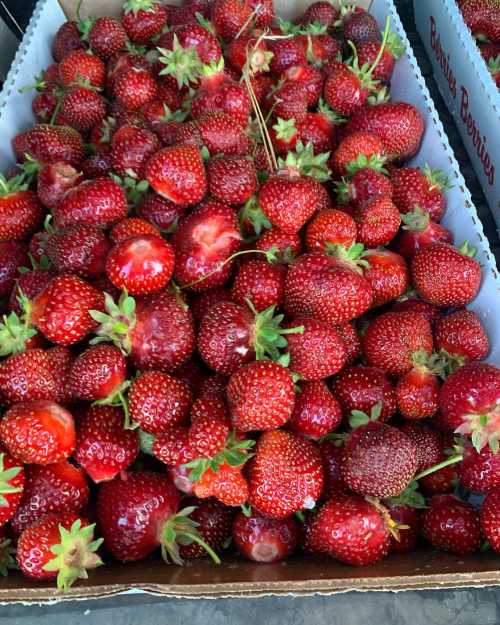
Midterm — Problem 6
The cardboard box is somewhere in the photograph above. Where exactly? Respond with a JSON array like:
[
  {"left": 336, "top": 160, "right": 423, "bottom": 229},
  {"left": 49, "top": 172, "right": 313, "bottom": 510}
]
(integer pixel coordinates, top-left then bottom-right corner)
[
  {"left": 414, "top": 0, "right": 500, "bottom": 231},
  {"left": 1, "top": 0, "right": 500, "bottom": 603}
]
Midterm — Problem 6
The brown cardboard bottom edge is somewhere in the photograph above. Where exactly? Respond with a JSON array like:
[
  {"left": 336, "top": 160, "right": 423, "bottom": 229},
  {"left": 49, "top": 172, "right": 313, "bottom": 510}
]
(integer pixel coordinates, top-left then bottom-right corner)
[{"left": 2, "top": 550, "right": 500, "bottom": 603}]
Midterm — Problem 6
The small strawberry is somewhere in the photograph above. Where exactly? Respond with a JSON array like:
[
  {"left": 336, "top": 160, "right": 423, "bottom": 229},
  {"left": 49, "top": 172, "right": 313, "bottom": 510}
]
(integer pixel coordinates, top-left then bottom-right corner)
[
  {"left": 330, "top": 130, "right": 385, "bottom": 177},
  {"left": 300, "top": 1, "right": 339, "bottom": 27},
  {"left": 288, "top": 380, "right": 342, "bottom": 440},
  {"left": 152, "top": 426, "right": 195, "bottom": 466},
  {"left": 233, "top": 511, "right": 299, "bottom": 563},
  {"left": 267, "top": 81, "right": 308, "bottom": 122},
  {"left": 180, "top": 497, "right": 234, "bottom": 559},
  {"left": 13, "top": 124, "right": 85, "bottom": 167},
  {"left": 355, "top": 195, "right": 401, "bottom": 248},
  {"left": 138, "top": 192, "right": 187, "bottom": 231},
  {"left": 111, "top": 124, "right": 160, "bottom": 178},
  {"left": 0, "top": 174, "right": 43, "bottom": 242},
  {"left": 422, "top": 495, "right": 480, "bottom": 555},
  {"left": 248, "top": 429, "right": 323, "bottom": 519},
  {"left": 59, "top": 85, "right": 107, "bottom": 133},
  {"left": 0, "top": 449, "right": 24, "bottom": 526},
  {"left": 231, "top": 259, "right": 286, "bottom": 312},
  {"left": 114, "top": 68, "right": 158, "bottom": 111},
  {"left": 480, "top": 491, "right": 500, "bottom": 554},
  {"left": 396, "top": 355, "right": 440, "bottom": 420},
  {"left": 256, "top": 227, "right": 302, "bottom": 260},
  {"left": 192, "top": 461, "right": 249, "bottom": 507},
  {"left": 268, "top": 37, "right": 308, "bottom": 76},
  {"left": 399, "top": 422, "right": 442, "bottom": 473},
  {"left": 37, "top": 161, "right": 83, "bottom": 209},
  {"left": 0, "top": 400, "right": 75, "bottom": 465},
  {"left": 110, "top": 217, "right": 161, "bottom": 243},
  {"left": 207, "top": 156, "right": 257, "bottom": 206},
  {"left": 356, "top": 31, "right": 405, "bottom": 83},
  {"left": 46, "top": 224, "right": 110, "bottom": 278},
  {"left": 392, "top": 208, "right": 453, "bottom": 259},
  {"left": 0, "top": 242, "right": 28, "bottom": 297},
  {"left": 52, "top": 21, "right": 87, "bottom": 62},
  {"left": 58, "top": 50, "right": 105, "bottom": 88},
  {"left": 342, "top": 9, "right": 381, "bottom": 46},
  {"left": 391, "top": 165, "right": 449, "bottom": 222},
  {"left": 17, "top": 513, "right": 103, "bottom": 588},
  {"left": 363, "top": 248, "right": 409, "bottom": 307},
  {"left": 211, "top": 0, "right": 252, "bottom": 40},
  {"left": 411, "top": 242, "right": 481, "bottom": 308},
  {"left": 305, "top": 208, "right": 357, "bottom": 252},
  {"left": 335, "top": 166, "right": 393, "bottom": 208},
  {"left": 88, "top": 16, "right": 127, "bottom": 61},
  {"left": 69, "top": 344, "right": 127, "bottom": 402},
  {"left": 434, "top": 309, "right": 490, "bottom": 365},
  {"left": 178, "top": 112, "right": 251, "bottom": 157},
  {"left": 121, "top": 0, "right": 168, "bottom": 44}
]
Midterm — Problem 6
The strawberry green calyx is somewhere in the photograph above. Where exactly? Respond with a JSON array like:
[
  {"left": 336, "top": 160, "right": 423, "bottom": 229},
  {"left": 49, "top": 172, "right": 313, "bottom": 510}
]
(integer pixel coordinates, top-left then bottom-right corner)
[
  {"left": 277, "top": 18, "right": 327, "bottom": 36},
  {"left": 0, "top": 539, "right": 17, "bottom": 577},
  {"left": 18, "top": 71, "right": 48, "bottom": 94},
  {"left": 278, "top": 141, "right": 331, "bottom": 182},
  {"left": 349, "top": 400, "right": 383, "bottom": 428},
  {"left": 386, "top": 31, "right": 405, "bottom": 59},
  {"left": 109, "top": 173, "right": 149, "bottom": 206},
  {"left": 272, "top": 117, "right": 298, "bottom": 142},
  {"left": 90, "top": 291, "right": 136, "bottom": 355},
  {"left": 326, "top": 242, "right": 370, "bottom": 273},
  {"left": 239, "top": 195, "right": 271, "bottom": 236},
  {"left": 123, "top": 0, "right": 157, "bottom": 14},
  {"left": 199, "top": 56, "right": 225, "bottom": 79},
  {"left": 96, "top": 117, "right": 116, "bottom": 144},
  {"left": 138, "top": 429, "right": 156, "bottom": 455},
  {"left": 94, "top": 380, "right": 133, "bottom": 430},
  {"left": 240, "top": 503, "right": 252, "bottom": 517},
  {"left": 0, "top": 453, "right": 23, "bottom": 507},
  {"left": 422, "top": 164, "right": 452, "bottom": 191},
  {"left": 401, "top": 206, "right": 430, "bottom": 232},
  {"left": 345, "top": 152, "right": 387, "bottom": 176},
  {"left": 0, "top": 310, "right": 38, "bottom": 357},
  {"left": 487, "top": 55, "right": 500, "bottom": 76},
  {"left": 158, "top": 36, "right": 202, "bottom": 88},
  {"left": 195, "top": 12, "right": 216, "bottom": 34},
  {"left": 0, "top": 172, "right": 30, "bottom": 196},
  {"left": 455, "top": 409, "right": 500, "bottom": 454},
  {"left": 159, "top": 104, "right": 188, "bottom": 124},
  {"left": 346, "top": 15, "right": 392, "bottom": 93},
  {"left": 160, "top": 506, "right": 221, "bottom": 565},
  {"left": 387, "top": 480, "right": 426, "bottom": 510},
  {"left": 458, "top": 240, "right": 477, "bottom": 258},
  {"left": 42, "top": 519, "right": 103, "bottom": 591},
  {"left": 366, "top": 84, "right": 390, "bottom": 105},
  {"left": 317, "top": 98, "right": 347, "bottom": 123},
  {"left": 248, "top": 299, "right": 304, "bottom": 362},
  {"left": 334, "top": 177, "right": 351, "bottom": 204}
]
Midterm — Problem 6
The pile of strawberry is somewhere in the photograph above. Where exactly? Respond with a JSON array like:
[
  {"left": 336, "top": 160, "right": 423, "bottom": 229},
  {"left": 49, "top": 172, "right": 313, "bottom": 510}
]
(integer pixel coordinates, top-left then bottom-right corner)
[
  {"left": 1, "top": 0, "right": 500, "bottom": 592},
  {"left": 458, "top": 0, "right": 500, "bottom": 88}
]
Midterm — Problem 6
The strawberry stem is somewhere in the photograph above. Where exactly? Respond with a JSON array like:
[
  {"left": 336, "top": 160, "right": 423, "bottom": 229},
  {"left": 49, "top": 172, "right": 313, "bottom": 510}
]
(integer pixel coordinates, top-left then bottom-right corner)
[{"left": 413, "top": 454, "right": 463, "bottom": 481}]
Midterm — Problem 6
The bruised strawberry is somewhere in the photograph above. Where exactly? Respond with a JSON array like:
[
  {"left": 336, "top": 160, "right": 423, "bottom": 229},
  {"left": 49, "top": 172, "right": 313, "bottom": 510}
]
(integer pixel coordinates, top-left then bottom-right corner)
[{"left": 233, "top": 512, "right": 299, "bottom": 563}]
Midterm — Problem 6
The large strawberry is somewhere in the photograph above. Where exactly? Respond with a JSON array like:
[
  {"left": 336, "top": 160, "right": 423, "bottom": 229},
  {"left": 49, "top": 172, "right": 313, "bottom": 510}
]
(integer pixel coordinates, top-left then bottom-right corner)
[
  {"left": 459, "top": 441, "right": 500, "bottom": 493},
  {"left": 69, "top": 344, "right": 127, "bottom": 402},
  {"left": 434, "top": 309, "right": 490, "bottom": 364},
  {"left": 110, "top": 124, "right": 160, "bottom": 179},
  {"left": 231, "top": 259, "right": 286, "bottom": 312},
  {"left": 391, "top": 165, "right": 449, "bottom": 222},
  {"left": 392, "top": 208, "right": 453, "bottom": 259},
  {"left": 363, "top": 248, "right": 409, "bottom": 307}
]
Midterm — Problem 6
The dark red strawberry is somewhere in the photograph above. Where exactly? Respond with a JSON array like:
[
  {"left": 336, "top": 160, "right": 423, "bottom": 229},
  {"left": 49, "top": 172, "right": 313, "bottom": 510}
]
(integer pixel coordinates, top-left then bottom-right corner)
[
  {"left": 207, "top": 156, "right": 257, "bottom": 206},
  {"left": 399, "top": 422, "right": 442, "bottom": 473},
  {"left": 300, "top": 1, "right": 339, "bottom": 27},
  {"left": 138, "top": 192, "right": 187, "bottom": 231},
  {"left": 69, "top": 344, "right": 126, "bottom": 402},
  {"left": 231, "top": 259, "right": 286, "bottom": 312},
  {"left": 211, "top": 0, "right": 252, "bottom": 40},
  {"left": 336, "top": 166, "right": 393, "bottom": 208},
  {"left": 121, "top": 0, "right": 168, "bottom": 44},
  {"left": 434, "top": 309, "right": 489, "bottom": 364},
  {"left": 422, "top": 495, "right": 480, "bottom": 554},
  {"left": 114, "top": 68, "right": 158, "bottom": 111},
  {"left": 396, "top": 360, "right": 440, "bottom": 420},
  {"left": 288, "top": 380, "right": 342, "bottom": 440},
  {"left": 59, "top": 85, "right": 107, "bottom": 133},
  {"left": 52, "top": 21, "right": 87, "bottom": 62},
  {"left": 46, "top": 224, "right": 110, "bottom": 278},
  {"left": 0, "top": 241, "right": 28, "bottom": 297},
  {"left": 179, "top": 498, "right": 234, "bottom": 559},
  {"left": 0, "top": 449, "right": 24, "bottom": 526},
  {"left": 233, "top": 511, "right": 299, "bottom": 562},
  {"left": 58, "top": 49, "right": 105, "bottom": 88},
  {"left": 13, "top": 124, "right": 85, "bottom": 167},
  {"left": 111, "top": 124, "right": 160, "bottom": 178},
  {"left": 37, "top": 161, "right": 83, "bottom": 209},
  {"left": 391, "top": 166, "right": 449, "bottom": 222},
  {"left": 355, "top": 195, "right": 401, "bottom": 248},
  {"left": 459, "top": 441, "right": 500, "bottom": 493},
  {"left": 269, "top": 37, "right": 308, "bottom": 76},
  {"left": 480, "top": 491, "right": 500, "bottom": 554},
  {"left": 343, "top": 9, "right": 380, "bottom": 46},
  {"left": 387, "top": 504, "right": 420, "bottom": 553},
  {"left": 363, "top": 248, "right": 409, "bottom": 307},
  {"left": 8, "top": 268, "right": 56, "bottom": 318},
  {"left": 319, "top": 439, "right": 347, "bottom": 498},
  {"left": 356, "top": 31, "right": 405, "bottom": 83}
]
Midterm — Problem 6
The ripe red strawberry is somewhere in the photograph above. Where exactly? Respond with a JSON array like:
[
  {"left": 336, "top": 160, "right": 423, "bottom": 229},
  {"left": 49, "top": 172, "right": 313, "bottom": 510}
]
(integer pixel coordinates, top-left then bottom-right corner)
[
  {"left": 114, "top": 68, "right": 158, "bottom": 111},
  {"left": 356, "top": 195, "right": 401, "bottom": 247},
  {"left": 227, "top": 34, "right": 272, "bottom": 74},
  {"left": 267, "top": 81, "right": 308, "bottom": 122},
  {"left": 480, "top": 491, "right": 500, "bottom": 554},
  {"left": 256, "top": 227, "right": 302, "bottom": 260},
  {"left": 121, "top": 0, "right": 168, "bottom": 44},
  {"left": 110, "top": 217, "right": 161, "bottom": 243},
  {"left": 0, "top": 347, "right": 72, "bottom": 404},
  {"left": 0, "top": 174, "right": 42, "bottom": 241},
  {"left": 81, "top": 146, "right": 113, "bottom": 178},
  {"left": 17, "top": 513, "right": 102, "bottom": 588},
  {"left": 188, "top": 395, "right": 231, "bottom": 458},
  {"left": 69, "top": 344, "right": 126, "bottom": 402},
  {"left": 10, "top": 460, "right": 89, "bottom": 535},
  {"left": 59, "top": 85, "right": 106, "bottom": 133},
  {"left": 207, "top": 156, "right": 257, "bottom": 206},
  {"left": 269, "top": 37, "right": 308, "bottom": 76},
  {"left": 391, "top": 297, "right": 442, "bottom": 327},
  {"left": 58, "top": 50, "right": 105, "bottom": 88},
  {"left": 422, "top": 495, "right": 480, "bottom": 555},
  {"left": 285, "top": 317, "right": 347, "bottom": 380},
  {"left": 46, "top": 224, "right": 110, "bottom": 278},
  {"left": 324, "top": 62, "right": 372, "bottom": 117},
  {"left": 88, "top": 16, "right": 127, "bottom": 61},
  {"left": 32, "top": 90, "right": 59, "bottom": 123},
  {"left": 137, "top": 192, "right": 187, "bottom": 231},
  {"left": 330, "top": 130, "right": 385, "bottom": 177},
  {"left": 396, "top": 361, "right": 440, "bottom": 420},
  {"left": 434, "top": 309, "right": 489, "bottom": 363},
  {"left": 159, "top": 23, "right": 221, "bottom": 67},
  {"left": 231, "top": 259, "right": 286, "bottom": 312},
  {"left": 310, "top": 495, "right": 390, "bottom": 565},
  {"left": 362, "top": 311, "right": 433, "bottom": 377},
  {"left": 233, "top": 511, "right": 299, "bottom": 563},
  {"left": 459, "top": 0, "right": 500, "bottom": 42},
  {"left": 283, "top": 65, "right": 324, "bottom": 108},
  {"left": 178, "top": 112, "right": 251, "bottom": 157},
  {"left": 387, "top": 504, "right": 420, "bottom": 553},
  {"left": 305, "top": 208, "right": 357, "bottom": 252},
  {"left": 111, "top": 124, "right": 160, "bottom": 178},
  {"left": 333, "top": 364, "right": 397, "bottom": 422},
  {"left": 180, "top": 497, "right": 234, "bottom": 559},
  {"left": 52, "top": 21, "right": 87, "bottom": 62},
  {"left": 129, "top": 370, "right": 192, "bottom": 434},
  {"left": 9, "top": 268, "right": 57, "bottom": 318},
  {"left": 459, "top": 441, "right": 500, "bottom": 493},
  {"left": 284, "top": 252, "right": 373, "bottom": 325},
  {"left": 37, "top": 161, "right": 83, "bottom": 209},
  {"left": 343, "top": 9, "right": 381, "bottom": 46},
  {"left": 336, "top": 321, "right": 361, "bottom": 364},
  {"left": 75, "top": 405, "right": 138, "bottom": 483},
  {"left": 0, "top": 449, "right": 24, "bottom": 525},
  {"left": 319, "top": 439, "right": 347, "bottom": 498},
  {"left": 411, "top": 242, "right": 481, "bottom": 307},
  {"left": 300, "top": 1, "right": 338, "bottom": 26},
  {"left": 29, "top": 274, "right": 104, "bottom": 345},
  {"left": 145, "top": 145, "right": 207, "bottom": 207},
  {"left": 248, "top": 429, "right": 323, "bottom": 519},
  {"left": 342, "top": 421, "right": 418, "bottom": 497},
  {"left": 391, "top": 166, "right": 449, "bottom": 222},
  {"left": 336, "top": 167, "right": 393, "bottom": 207},
  {"left": 0, "top": 400, "right": 75, "bottom": 465},
  {"left": 392, "top": 208, "right": 453, "bottom": 259},
  {"left": 363, "top": 248, "right": 409, "bottom": 307},
  {"left": 211, "top": 0, "right": 252, "bottom": 40},
  {"left": 399, "top": 422, "right": 442, "bottom": 473},
  {"left": 193, "top": 461, "right": 249, "bottom": 506},
  {"left": 0, "top": 241, "right": 28, "bottom": 297},
  {"left": 439, "top": 362, "right": 500, "bottom": 451},
  {"left": 13, "top": 124, "right": 85, "bottom": 166},
  {"left": 54, "top": 177, "right": 127, "bottom": 229},
  {"left": 153, "top": 426, "right": 194, "bottom": 467},
  {"left": 172, "top": 200, "right": 241, "bottom": 290},
  {"left": 419, "top": 442, "right": 458, "bottom": 495},
  {"left": 288, "top": 380, "right": 342, "bottom": 440},
  {"left": 227, "top": 360, "right": 295, "bottom": 431},
  {"left": 345, "top": 102, "right": 425, "bottom": 161},
  {"left": 357, "top": 32, "right": 405, "bottom": 83}
]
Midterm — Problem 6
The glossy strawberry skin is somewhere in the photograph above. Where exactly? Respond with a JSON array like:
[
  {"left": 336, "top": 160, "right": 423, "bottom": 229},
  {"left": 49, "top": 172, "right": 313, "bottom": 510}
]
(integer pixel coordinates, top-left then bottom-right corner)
[
  {"left": 152, "top": 426, "right": 194, "bottom": 467},
  {"left": 13, "top": 124, "right": 85, "bottom": 166},
  {"left": 305, "top": 208, "right": 357, "bottom": 252},
  {"left": 0, "top": 241, "right": 28, "bottom": 297},
  {"left": 46, "top": 224, "right": 110, "bottom": 279},
  {"left": 355, "top": 195, "right": 401, "bottom": 248},
  {"left": 111, "top": 124, "right": 160, "bottom": 178},
  {"left": 363, "top": 249, "right": 409, "bottom": 307},
  {"left": 59, "top": 85, "right": 107, "bottom": 133},
  {"left": 331, "top": 131, "right": 384, "bottom": 177},
  {"left": 89, "top": 16, "right": 127, "bottom": 61},
  {"left": 434, "top": 310, "right": 489, "bottom": 362},
  {"left": 0, "top": 449, "right": 24, "bottom": 526},
  {"left": 114, "top": 68, "right": 159, "bottom": 111},
  {"left": 207, "top": 156, "right": 257, "bottom": 206},
  {"left": 180, "top": 498, "right": 234, "bottom": 559},
  {"left": 459, "top": 442, "right": 500, "bottom": 493},
  {"left": 231, "top": 259, "right": 286, "bottom": 312},
  {"left": 0, "top": 189, "right": 42, "bottom": 242},
  {"left": 69, "top": 344, "right": 126, "bottom": 401},
  {"left": 480, "top": 491, "right": 500, "bottom": 554},
  {"left": 233, "top": 512, "right": 299, "bottom": 563},
  {"left": 422, "top": 495, "right": 480, "bottom": 555},
  {"left": 288, "top": 380, "right": 342, "bottom": 440},
  {"left": 396, "top": 366, "right": 439, "bottom": 420}
]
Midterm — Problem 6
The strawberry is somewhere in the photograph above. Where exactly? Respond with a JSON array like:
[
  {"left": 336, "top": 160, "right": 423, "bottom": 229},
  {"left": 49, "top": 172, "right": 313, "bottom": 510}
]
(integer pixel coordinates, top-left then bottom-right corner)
[
  {"left": 145, "top": 144, "right": 207, "bottom": 207},
  {"left": 52, "top": 21, "right": 87, "bottom": 62},
  {"left": 459, "top": 441, "right": 500, "bottom": 493},
  {"left": 249, "top": 0, "right": 274, "bottom": 27},
  {"left": 387, "top": 504, "right": 420, "bottom": 553},
  {"left": 434, "top": 309, "right": 489, "bottom": 364},
  {"left": 256, "top": 227, "right": 302, "bottom": 260},
  {"left": 190, "top": 288, "right": 232, "bottom": 326},
  {"left": 356, "top": 32, "right": 405, "bottom": 83},
  {"left": 411, "top": 242, "right": 481, "bottom": 307},
  {"left": 97, "top": 471, "right": 220, "bottom": 563},
  {"left": 13, "top": 124, "right": 85, "bottom": 166},
  {"left": 17, "top": 513, "right": 103, "bottom": 588},
  {"left": 37, "top": 161, "right": 83, "bottom": 208},
  {"left": 29, "top": 274, "right": 104, "bottom": 345},
  {"left": 248, "top": 429, "right": 323, "bottom": 519},
  {"left": 391, "top": 296, "right": 442, "bottom": 327},
  {"left": 121, "top": 0, "right": 168, "bottom": 44},
  {"left": 392, "top": 208, "right": 453, "bottom": 258},
  {"left": 288, "top": 380, "right": 342, "bottom": 440},
  {"left": 0, "top": 174, "right": 42, "bottom": 241},
  {"left": 10, "top": 460, "right": 89, "bottom": 535},
  {"left": 284, "top": 252, "right": 373, "bottom": 325},
  {"left": 396, "top": 359, "right": 440, "bottom": 420},
  {"left": 231, "top": 259, "right": 286, "bottom": 312},
  {"left": 69, "top": 344, "right": 126, "bottom": 401},
  {"left": 363, "top": 248, "right": 409, "bottom": 307},
  {"left": 178, "top": 112, "right": 251, "bottom": 157},
  {"left": 399, "top": 422, "right": 442, "bottom": 473},
  {"left": 300, "top": 1, "right": 339, "bottom": 27},
  {"left": 180, "top": 497, "right": 234, "bottom": 559},
  {"left": 138, "top": 192, "right": 187, "bottom": 231},
  {"left": 114, "top": 68, "right": 158, "bottom": 111},
  {"left": 268, "top": 38, "right": 308, "bottom": 76},
  {"left": 233, "top": 511, "right": 299, "bottom": 563},
  {"left": 110, "top": 217, "right": 161, "bottom": 243},
  {"left": 267, "top": 82, "right": 308, "bottom": 122},
  {"left": 419, "top": 447, "right": 458, "bottom": 495},
  {"left": 81, "top": 146, "right": 113, "bottom": 178},
  {"left": 88, "top": 16, "right": 127, "bottom": 61},
  {"left": 344, "top": 102, "right": 425, "bottom": 161},
  {"left": 310, "top": 495, "right": 390, "bottom": 565},
  {"left": 227, "top": 360, "right": 295, "bottom": 431},
  {"left": 188, "top": 395, "right": 231, "bottom": 458},
  {"left": 439, "top": 362, "right": 500, "bottom": 451},
  {"left": 153, "top": 426, "right": 195, "bottom": 466},
  {"left": 342, "top": 421, "right": 418, "bottom": 497},
  {"left": 296, "top": 112, "right": 337, "bottom": 153},
  {"left": 319, "top": 439, "right": 347, "bottom": 498},
  {"left": 172, "top": 200, "right": 241, "bottom": 290},
  {"left": 480, "top": 491, "right": 500, "bottom": 554},
  {"left": 285, "top": 317, "right": 347, "bottom": 380},
  {"left": 111, "top": 124, "right": 160, "bottom": 178},
  {"left": 305, "top": 208, "right": 357, "bottom": 252},
  {"left": 333, "top": 365, "right": 397, "bottom": 422},
  {"left": 105, "top": 234, "right": 174, "bottom": 296},
  {"left": 0, "top": 400, "right": 75, "bottom": 465},
  {"left": 342, "top": 10, "right": 381, "bottom": 46},
  {"left": 75, "top": 405, "right": 138, "bottom": 483},
  {"left": 211, "top": 0, "right": 252, "bottom": 40},
  {"left": 57, "top": 85, "right": 106, "bottom": 133},
  {"left": 323, "top": 63, "right": 370, "bottom": 117},
  {"left": 226, "top": 35, "right": 273, "bottom": 74},
  {"left": 0, "top": 242, "right": 28, "bottom": 297},
  {"left": 32, "top": 90, "right": 59, "bottom": 123},
  {"left": 330, "top": 130, "right": 385, "bottom": 177},
  {"left": 54, "top": 177, "right": 127, "bottom": 229},
  {"left": 336, "top": 166, "right": 393, "bottom": 207},
  {"left": 0, "top": 450, "right": 24, "bottom": 526},
  {"left": 391, "top": 166, "right": 449, "bottom": 222},
  {"left": 283, "top": 66, "right": 324, "bottom": 108},
  {"left": 58, "top": 50, "right": 105, "bottom": 88},
  {"left": 193, "top": 461, "right": 249, "bottom": 506},
  {"left": 421, "top": 495, "right": 480, "bottom": 555},
  {"left": 459, "top": 0, "right": 500, "bottom": 42},
  {"left": 159, "top": 24, "right": 221, "bottom": 68},
  {"left": 207, "top": 156, "right": 257, "bottom": 206},
  {"left": 355, "top": 194, "right": 401, "bottom": 247},
  {"left": 129, "top": 370, "right": 192, "bottom": 434},
  {"left": 46, "top": 224, "right": 110, "bottom": 278},
  {"left": 362, "top": 311, "right": 433, "bottom": 377}
]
